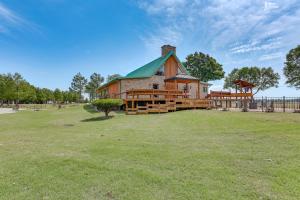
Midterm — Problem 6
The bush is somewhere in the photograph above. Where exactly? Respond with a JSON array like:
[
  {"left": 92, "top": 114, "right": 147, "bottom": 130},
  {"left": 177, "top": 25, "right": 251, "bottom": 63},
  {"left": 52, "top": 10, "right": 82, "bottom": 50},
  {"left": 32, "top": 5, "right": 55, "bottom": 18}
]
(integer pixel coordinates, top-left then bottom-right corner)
[{"left": 92, "top": 99, "right": 123, "bottom": 117}]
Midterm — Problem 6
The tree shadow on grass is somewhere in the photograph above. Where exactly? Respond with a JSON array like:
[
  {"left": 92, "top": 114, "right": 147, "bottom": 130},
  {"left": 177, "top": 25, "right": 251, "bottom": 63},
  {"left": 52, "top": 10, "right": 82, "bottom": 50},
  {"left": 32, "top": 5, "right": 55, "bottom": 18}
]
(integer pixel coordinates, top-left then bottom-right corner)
[
  {"left": 81, "top": 116, "right": 114, "bottom": 122},
  {"left": 83, "top": 104, "right": 98, "bottom": 114}
]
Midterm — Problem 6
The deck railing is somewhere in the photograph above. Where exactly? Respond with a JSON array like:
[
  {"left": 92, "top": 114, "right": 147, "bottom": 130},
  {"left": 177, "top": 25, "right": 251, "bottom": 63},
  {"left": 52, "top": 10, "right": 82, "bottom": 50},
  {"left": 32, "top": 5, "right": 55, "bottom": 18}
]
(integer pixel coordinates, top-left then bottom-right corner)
[
  {"left": 125, "top": 89, "right": 190, "bottom": 100},
  {"left": 207, "top": 91, "right": 253, "bottom": 98}
]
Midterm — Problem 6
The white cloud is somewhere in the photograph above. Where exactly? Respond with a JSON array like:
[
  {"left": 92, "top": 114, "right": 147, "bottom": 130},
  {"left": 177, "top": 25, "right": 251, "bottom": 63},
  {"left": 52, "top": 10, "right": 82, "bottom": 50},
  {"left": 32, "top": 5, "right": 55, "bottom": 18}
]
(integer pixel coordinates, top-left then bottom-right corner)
[
  {"left": 0, "top": 2, "right": 38, "bottom": 35},
  {"left": 140, "top": 26, "right": 182, "bottom": 50},
  {"left": 0, "top": 3, "right": 24, "bottom": 25},
  {"left": 230, "top": 37, "right": 282, "bottom": 54},
  {"left": 137, "top": 0, "right": 187, "bottom": 16},
  {"left": 136, "top": 0, "right": 300, "bottom": 63},
  {"left": 264, "top": 1, "right": 279, "bottom": 12},
  {"left": 259, "top": 52, "right": 284, "bottom": 61}
]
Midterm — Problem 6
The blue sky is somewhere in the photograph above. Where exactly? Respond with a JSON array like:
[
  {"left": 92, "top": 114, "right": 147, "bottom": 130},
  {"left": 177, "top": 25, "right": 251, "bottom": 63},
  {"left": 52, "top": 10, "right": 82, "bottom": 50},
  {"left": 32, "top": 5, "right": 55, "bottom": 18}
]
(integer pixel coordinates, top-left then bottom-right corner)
[{"left": 0, "top": 0, "right": 300, "bottom": 96}]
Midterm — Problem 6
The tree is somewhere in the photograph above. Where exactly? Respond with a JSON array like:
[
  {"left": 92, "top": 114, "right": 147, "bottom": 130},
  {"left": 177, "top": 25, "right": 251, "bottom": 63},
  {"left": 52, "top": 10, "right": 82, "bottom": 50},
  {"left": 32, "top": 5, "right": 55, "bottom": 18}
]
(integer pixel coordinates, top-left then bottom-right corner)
[
  {"left": 0, "top": 74, "right": 8, "bottom": 106},
  {"left": 284, "top": 45, "right": 300, "bottom": 89},
  {"left": 63, "top": 91, "right": 80, "bottom": 103},
  {"left": 0, "top": 74, "right": 5, "bottom": 106},
  {"left": 224, "top": 67, "right": 280, "bottom": 95},
  {"left": 53, "top": 88, "right": 63, "bottom": 103},
  {"left": 92, "top": 99, "right": 123, "bottom": 117},
  {"left": 183, "top": 52, "right": 224, "bottom": 82},
  {"left": 62, "top": 91, "right": 68, "bottom": 103},
  {"left": 1, "top": 74, "right": 16, "bottom": 104},
  {"left": 69, "top": 73, "right": 87, "bottom": 101},
  {"left": 12, "top": 73, "right": 24, "bottom": 105},
  {"left": 42, "top": 88, "right": 54, "bottom": 103},
  {"left": 107, "top": 74, "right": 121, "bottom": 82},
  {"left": 86, "top": 73, "right": 104, "bottom": 100},
  {"left": 18, "top": 81, "right": 36, "bottom": 103},
  {"left": 36, "top": 88, "right": 46, "bottom": 104}
]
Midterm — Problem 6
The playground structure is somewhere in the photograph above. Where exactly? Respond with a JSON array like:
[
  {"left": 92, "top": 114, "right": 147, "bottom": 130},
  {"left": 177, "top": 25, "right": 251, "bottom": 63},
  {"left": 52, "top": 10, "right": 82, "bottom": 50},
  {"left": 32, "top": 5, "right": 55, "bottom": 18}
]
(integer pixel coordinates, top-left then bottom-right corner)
[{"left": 207, "top": 80, "right": 254, "bottom": 110}]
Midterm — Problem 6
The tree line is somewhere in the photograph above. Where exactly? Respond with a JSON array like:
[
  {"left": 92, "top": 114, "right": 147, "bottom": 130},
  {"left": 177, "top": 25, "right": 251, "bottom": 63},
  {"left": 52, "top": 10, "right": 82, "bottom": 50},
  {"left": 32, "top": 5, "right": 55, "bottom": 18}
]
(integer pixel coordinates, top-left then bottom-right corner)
[
  {"left": 0, "top": 73, "right": 80, "bottom": 106},
  {"left": 0, "top": 72, "right": 121, "bottom": 106}
]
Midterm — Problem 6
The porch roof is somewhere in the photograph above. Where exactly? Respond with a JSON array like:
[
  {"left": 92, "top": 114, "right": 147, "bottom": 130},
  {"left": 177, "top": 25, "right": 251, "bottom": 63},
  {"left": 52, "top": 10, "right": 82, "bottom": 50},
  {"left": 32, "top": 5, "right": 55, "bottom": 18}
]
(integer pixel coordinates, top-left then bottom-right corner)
[
  {"left": 233, "top": 80, "right": 255, "bottom": 88},
  {"left": 164, "top": 74, "right": 199, "bottom": 83}
]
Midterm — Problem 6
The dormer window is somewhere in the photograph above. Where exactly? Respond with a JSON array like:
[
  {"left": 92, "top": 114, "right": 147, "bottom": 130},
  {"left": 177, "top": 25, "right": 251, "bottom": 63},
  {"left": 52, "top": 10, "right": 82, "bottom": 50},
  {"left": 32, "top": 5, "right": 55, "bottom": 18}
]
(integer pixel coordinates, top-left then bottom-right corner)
[{"left": 155, "top": 66, "right": 164, "bottom": 76}]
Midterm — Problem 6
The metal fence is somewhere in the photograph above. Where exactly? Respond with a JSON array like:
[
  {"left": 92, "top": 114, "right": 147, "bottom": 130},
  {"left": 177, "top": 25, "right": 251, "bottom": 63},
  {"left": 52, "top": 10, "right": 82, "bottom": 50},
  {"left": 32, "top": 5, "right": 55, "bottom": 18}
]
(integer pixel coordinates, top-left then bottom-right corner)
[
  {"left": 211, "top": 97, "right": 300, "bottom": 113},
  {"left": 252, "top": 97, "right": 300, "bottom": 113}
]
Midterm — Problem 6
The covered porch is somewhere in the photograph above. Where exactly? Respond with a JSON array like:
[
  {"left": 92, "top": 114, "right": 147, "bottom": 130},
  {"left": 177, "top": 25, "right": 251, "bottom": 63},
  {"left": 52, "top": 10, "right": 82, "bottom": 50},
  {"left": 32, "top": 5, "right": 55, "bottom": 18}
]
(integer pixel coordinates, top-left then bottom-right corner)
[{"left": 164, "top": 74, "right": 200, "bottom": 99}]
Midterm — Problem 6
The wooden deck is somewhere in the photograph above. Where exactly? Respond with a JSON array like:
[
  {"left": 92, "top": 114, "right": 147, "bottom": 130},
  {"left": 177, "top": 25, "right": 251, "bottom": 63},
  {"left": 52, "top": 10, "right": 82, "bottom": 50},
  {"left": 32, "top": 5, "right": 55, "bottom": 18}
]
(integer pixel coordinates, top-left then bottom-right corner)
[{"left": 124, "top": 89, "right": 211, "bottom": 114}]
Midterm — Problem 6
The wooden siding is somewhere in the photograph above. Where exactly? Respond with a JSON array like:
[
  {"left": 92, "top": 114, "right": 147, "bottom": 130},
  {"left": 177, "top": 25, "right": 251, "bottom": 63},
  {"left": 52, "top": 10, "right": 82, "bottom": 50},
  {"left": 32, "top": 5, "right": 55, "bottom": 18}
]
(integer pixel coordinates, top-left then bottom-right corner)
[
  {"left": 108, "top": 81, "right": 120, "bottom": 98},
  {"left": 164, "top": 56, "right": 179, "bottom": 78}
]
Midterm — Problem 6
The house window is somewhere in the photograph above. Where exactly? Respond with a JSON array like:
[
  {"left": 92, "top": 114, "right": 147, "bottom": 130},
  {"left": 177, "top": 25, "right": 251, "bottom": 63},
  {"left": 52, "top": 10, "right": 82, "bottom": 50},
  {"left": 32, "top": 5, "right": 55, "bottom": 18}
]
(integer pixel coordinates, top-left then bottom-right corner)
[
  {"left": 203, "top": 86, "right": 208, "bottom": 93},
  {"left": 153, "top": 84, "right": 159, "bottom": 89}
]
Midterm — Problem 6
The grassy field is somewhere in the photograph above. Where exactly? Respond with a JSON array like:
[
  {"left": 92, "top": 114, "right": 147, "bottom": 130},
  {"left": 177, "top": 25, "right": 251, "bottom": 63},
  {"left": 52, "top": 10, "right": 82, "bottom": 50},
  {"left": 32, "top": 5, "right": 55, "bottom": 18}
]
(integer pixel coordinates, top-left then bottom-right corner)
[{"left": 0, "top": 105, "right": 299, "bottom": 200}]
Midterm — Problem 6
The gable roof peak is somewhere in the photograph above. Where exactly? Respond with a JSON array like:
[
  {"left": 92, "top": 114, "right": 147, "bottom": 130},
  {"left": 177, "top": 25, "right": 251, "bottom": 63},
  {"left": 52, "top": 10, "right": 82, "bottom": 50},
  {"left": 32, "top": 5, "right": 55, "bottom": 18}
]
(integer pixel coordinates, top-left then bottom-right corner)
[{"left": 125, "top": 50, "right": 184, "bottom": 79}]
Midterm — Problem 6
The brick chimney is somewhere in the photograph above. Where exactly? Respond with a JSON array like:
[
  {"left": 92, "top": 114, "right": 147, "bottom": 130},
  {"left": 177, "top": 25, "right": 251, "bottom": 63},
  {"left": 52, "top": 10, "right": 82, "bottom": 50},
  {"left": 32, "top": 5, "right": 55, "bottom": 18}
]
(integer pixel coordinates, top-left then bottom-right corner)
[{"left": 161, "top": 45, "right": 176, "bottom": 57}]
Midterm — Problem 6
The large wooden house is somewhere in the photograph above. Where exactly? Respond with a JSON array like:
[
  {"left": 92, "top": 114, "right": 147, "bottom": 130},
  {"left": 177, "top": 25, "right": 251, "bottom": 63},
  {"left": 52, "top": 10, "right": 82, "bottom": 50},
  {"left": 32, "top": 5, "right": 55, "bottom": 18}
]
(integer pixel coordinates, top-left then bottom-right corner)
[
  {"left": 98, "top": 45, "right": 210, "bottom": 99},
  {"left": 97, "top": 45, "right": 211, "bottom": 114}
]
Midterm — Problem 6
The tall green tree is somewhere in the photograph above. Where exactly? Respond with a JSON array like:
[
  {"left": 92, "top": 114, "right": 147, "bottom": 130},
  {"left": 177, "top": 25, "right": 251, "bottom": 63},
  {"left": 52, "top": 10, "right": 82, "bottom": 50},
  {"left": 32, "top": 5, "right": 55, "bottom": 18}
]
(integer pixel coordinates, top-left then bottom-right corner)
[
  {"left": 224, "top": 67, "right": 280, "bottom": 95},
  {"left": 183, "top": 52, "right": 224, "bottom": 82},
  {"left": 284, "top": 45, "right": 300, "bottom": 89},
  {"left": 0, "top": 74, "right": 6, "bottom": 106},
  {"left": 0, "top": 73, "right": 38, "bottom": 105},
  {"left": 18, "top": 81, "right": 36, "bottom": 103},
  {"left": 42, "top": 88, "right": 54, "bottom": 103},
  {"left": 12, "top": 73, "right": 24, "bottom": 105},
  {"left": 107, "top": 74, "right": 121, "bottom": 82},
  {"left": 36, "top": 88, "right": 46, "bottom": 104},
  {"left": 69, "top": 73, "right": 87, "bottom": 101},
  {"left": 1, "top": 74, "right": 16, "bottom": 104},
  {"left": 53, "top": 88, "right": 63, "bottom": 103},
  {"left": 86, "top": 73, "right": 104, "bottom": 100}
]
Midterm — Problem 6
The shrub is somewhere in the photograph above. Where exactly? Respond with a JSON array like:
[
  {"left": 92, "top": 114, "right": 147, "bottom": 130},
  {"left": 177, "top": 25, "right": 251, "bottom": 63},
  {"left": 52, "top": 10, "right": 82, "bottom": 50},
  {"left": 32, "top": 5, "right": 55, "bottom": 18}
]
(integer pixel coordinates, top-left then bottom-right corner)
[{"left": 92, "top": 99, "right": 123, "bottom": 117}]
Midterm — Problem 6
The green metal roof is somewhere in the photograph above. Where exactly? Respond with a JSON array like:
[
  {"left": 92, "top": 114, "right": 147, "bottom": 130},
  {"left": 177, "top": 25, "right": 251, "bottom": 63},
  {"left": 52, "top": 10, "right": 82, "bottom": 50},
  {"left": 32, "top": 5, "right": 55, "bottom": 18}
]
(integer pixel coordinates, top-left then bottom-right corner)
[
  {"left": 98, "top": 51, "right": 188, "bottom": 90},
  {"left": 97, "top": 77, "right": 123, "bottom": 90},
  {"left": 125, "top": 51, "right": 186, "bottom": 78}
]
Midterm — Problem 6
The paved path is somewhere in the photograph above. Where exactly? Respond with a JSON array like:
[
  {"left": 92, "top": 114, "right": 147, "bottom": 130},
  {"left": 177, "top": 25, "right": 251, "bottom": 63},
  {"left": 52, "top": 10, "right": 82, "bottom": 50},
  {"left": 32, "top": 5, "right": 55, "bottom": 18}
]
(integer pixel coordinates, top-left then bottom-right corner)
[{"left": 0, "top": 108, "right": 16, "bottom": 114}]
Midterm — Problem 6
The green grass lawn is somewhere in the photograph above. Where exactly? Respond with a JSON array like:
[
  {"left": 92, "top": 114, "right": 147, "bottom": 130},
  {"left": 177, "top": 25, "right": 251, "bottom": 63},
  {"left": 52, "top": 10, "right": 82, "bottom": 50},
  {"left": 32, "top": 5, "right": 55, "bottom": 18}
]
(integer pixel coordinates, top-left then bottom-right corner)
[{"left": 0, "top": 105, "right": 299, "bottom": 200}]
